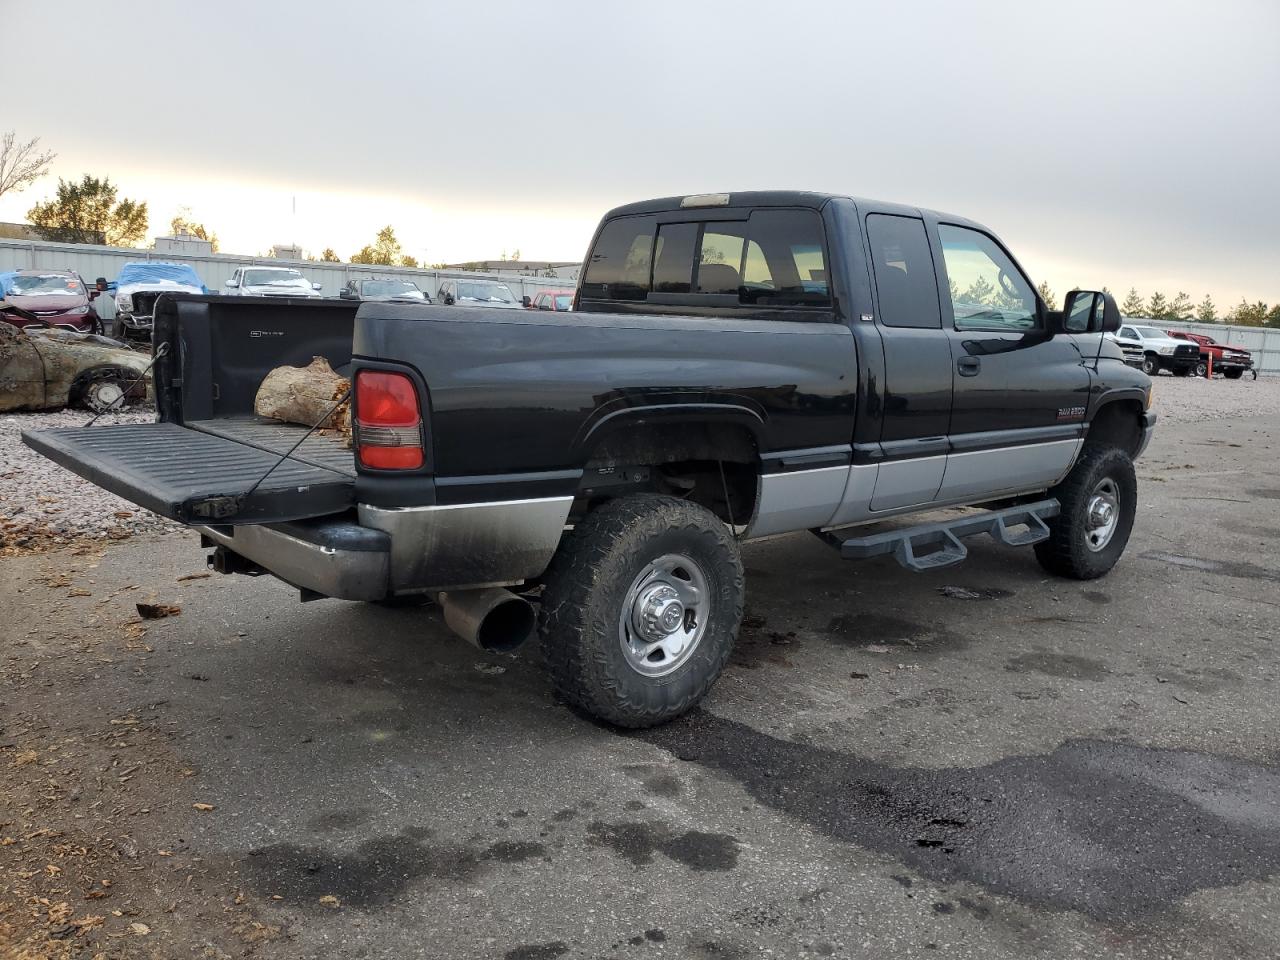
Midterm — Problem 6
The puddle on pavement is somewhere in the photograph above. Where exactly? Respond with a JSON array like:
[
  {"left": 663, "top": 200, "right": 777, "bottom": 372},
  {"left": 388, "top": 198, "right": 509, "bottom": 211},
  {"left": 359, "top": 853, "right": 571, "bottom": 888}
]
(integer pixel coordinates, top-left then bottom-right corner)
[{"left": 637, "top": 711, "right": 1280, "bottom": 921}]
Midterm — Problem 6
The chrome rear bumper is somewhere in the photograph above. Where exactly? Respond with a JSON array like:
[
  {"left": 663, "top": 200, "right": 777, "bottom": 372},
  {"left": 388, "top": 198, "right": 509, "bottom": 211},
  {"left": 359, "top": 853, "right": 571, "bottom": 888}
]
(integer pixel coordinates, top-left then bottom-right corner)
[
  {"left": 196, "top": 495, "right": 573, "bottom": 600},
  {"left": 197, "top": 518, "right": 390, "bottom": 601}
]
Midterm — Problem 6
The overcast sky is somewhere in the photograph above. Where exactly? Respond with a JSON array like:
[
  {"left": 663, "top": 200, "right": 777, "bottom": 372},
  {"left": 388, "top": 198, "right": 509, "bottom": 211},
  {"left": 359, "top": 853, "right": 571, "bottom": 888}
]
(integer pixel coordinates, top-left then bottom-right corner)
[{"left": 3, "top": 0, "right": 1277, "bottom": 306}]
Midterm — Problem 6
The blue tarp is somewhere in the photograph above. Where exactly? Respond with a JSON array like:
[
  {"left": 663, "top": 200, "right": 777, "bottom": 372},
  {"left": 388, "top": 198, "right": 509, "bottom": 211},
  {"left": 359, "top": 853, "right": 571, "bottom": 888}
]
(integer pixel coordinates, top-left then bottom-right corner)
[
  {"left": 0, "top": 271, "right": 17, "bottom": 296},
  {"left": 115, "top": 262, "right": 207, "bottom": 293}
]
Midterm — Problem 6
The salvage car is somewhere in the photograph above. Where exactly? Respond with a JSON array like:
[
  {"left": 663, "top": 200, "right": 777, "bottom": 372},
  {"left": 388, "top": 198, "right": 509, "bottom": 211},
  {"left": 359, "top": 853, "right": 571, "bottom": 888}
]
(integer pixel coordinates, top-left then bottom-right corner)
[
  {"left": 0, "top": 319, "right": 151, "bottom": 412},
  {"left": 1167, "top": 330, "right": 1254, "bottom": 379},
  {"left": 436, "top": 278, "right": 522, "bottom": 309},
  {"left": 113, "top": 262, "right": 206, "bottom": 341},
  {"left": 339, "top": 278, "right": 431, "bottom": 303},
  {"left": 1110, "top": 323, "right": 1200, "bottom": 376},
  {"left": 522, "top": 290, "right": 575, "bottom": 311},
  {"left": 225, "top": 266, "right": 323, "bottom": 298},
  {"left": 23, "top": 190, "right": 1154, "bottom": 728},
  {"left": 0, "top": 270, "right": 100, "bottom": 334}
]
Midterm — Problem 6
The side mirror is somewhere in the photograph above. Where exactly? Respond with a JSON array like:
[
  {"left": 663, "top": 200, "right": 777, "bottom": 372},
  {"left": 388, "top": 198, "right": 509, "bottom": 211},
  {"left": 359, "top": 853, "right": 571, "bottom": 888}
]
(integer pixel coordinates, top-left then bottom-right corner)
[
  {"left": 444, "top": 295, "right": 455, "bottom": 305},
  {"left": 1061, "top": 290, "right": 1121, "bottom": 334},
  {"left": 224, "top": 278, "right": 238, "bottom": 288},
  {"left": 312, "top": 282, "right": 323, "bottom": 292},
  {"left": 521, "top": 295, "right": 532, "bottom": 307}
]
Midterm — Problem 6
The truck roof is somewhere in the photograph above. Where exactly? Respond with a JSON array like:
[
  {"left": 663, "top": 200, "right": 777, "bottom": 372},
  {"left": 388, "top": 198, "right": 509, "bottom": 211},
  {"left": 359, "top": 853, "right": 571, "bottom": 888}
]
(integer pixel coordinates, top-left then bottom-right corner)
[{"left": 602, "top": 190, "right": 985, "bottom": 230}]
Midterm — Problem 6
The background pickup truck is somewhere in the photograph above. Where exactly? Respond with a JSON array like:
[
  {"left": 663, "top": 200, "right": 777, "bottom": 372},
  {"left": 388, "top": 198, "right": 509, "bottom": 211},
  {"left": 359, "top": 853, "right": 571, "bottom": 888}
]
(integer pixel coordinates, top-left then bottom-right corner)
[
  {"left": 23, "top": 191, "right": 1156, "bottom": 727},
  {"left": 1167, "top": 330, "right": 1254, "bottom": 378}
]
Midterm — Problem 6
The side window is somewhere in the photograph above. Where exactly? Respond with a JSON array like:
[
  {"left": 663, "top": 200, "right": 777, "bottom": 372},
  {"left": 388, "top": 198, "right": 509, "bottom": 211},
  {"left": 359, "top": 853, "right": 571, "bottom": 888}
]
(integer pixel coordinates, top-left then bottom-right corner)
[
  {"left": 697, "top": 225, "right": 747, "bottom": 294},
  {"left": 580, "top": 215, "right": 654, "bottom": 301},
  {"left": 1118, "top": 326, "right": 1137, "bottom": 339},
  {"left": 865, "top": 214, "right": 941, "bottom": 329},
  {"left": 938, "top": 225, "right": 1038, "bottom": 331}
]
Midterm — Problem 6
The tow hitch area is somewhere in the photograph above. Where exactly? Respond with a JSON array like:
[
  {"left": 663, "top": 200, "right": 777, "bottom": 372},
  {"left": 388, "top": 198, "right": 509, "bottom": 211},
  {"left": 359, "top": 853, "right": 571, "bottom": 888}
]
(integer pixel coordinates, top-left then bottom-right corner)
[{"left": 816, "top": 499, "right": 1060, "bottom": 571}]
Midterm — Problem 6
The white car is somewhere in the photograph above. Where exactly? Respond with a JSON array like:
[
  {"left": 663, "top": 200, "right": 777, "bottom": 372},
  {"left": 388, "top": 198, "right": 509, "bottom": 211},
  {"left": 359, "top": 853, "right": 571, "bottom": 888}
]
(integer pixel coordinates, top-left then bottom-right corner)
[
  {"left": 225, "top": 266, "right": 323, "bottom": 298},
  {"left": 1109, "top": 323, "right": 1201, "bottom": 377}
]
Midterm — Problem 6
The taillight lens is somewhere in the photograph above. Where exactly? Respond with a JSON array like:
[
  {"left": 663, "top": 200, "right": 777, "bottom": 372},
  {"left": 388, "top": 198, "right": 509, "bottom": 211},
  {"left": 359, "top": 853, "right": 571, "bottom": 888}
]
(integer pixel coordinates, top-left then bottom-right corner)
[{"left": 355, "top": 370, "right": 424, "bottom": 470}]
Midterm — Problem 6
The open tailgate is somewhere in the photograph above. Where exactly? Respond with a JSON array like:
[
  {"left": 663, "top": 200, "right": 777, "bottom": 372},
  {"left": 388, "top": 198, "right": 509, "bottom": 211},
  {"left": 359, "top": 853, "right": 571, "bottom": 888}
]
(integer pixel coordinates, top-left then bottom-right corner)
[{"left": 22, "top": 422, "right": 354, "bottom": 524}]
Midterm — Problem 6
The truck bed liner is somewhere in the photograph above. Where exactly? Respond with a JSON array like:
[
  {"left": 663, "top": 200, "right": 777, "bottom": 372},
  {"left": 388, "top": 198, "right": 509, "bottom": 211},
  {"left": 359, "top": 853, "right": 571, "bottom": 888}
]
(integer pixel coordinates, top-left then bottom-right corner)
[
  {"left": 22, "top": 422, "right": 354, "bottom": 524},
  {"left": 187, "top": 418, "right": 355, "bottom": 476}
]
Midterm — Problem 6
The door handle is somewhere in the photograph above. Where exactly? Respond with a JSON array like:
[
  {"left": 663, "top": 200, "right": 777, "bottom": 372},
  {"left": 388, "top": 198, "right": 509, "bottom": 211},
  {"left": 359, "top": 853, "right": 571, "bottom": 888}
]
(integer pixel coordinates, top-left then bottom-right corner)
[{"left": 957, "top": 356, "right": 981, "bottom": 377}]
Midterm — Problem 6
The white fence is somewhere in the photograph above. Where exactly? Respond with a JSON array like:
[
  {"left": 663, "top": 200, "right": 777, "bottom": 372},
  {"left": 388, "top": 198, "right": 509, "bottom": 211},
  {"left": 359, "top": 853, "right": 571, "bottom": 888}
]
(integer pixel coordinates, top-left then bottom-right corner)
[
  {"left": 0, "top": 238, "right": 578, "bottom": 302},
  {"left": 1128, "top": 317, "right": 1279, "bottom": 376}
]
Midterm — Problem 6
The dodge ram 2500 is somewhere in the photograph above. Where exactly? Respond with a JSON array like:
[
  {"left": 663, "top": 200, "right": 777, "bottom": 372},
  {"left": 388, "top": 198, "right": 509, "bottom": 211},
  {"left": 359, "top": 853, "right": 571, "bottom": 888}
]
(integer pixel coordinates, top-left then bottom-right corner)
[{"left": 23, "top": 191, "right": 1155, "bottom": 727}]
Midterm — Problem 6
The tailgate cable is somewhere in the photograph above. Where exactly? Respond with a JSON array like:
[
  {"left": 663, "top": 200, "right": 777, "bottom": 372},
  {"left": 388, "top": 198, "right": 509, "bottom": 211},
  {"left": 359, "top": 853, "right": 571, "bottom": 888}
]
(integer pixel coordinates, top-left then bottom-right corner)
[
  {"left": 240, "top": 388, "right": 353, "bottom": 502},
  {"left": 83, "top": 341, "right": 171, "bottom": 428}
]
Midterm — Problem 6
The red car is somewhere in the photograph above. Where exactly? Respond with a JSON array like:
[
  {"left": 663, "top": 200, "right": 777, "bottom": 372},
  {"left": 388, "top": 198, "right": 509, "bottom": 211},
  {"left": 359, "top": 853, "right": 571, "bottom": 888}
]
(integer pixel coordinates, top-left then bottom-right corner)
[
  {"left": 523, "top": 290, "right": 575, "bottom": 312},
  {"left": 1167, "top": 331, "right": 1254, "bottom": 379},
  {"left": 0, "top": 270, "right": 100, "bottom": 334}
]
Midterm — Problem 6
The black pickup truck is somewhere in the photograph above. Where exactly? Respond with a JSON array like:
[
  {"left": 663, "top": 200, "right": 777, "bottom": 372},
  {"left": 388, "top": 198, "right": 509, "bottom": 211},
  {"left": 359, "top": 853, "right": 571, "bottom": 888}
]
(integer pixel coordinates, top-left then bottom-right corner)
[{"left": 23, "top": 191, "right": 1155, "bottom": 727}]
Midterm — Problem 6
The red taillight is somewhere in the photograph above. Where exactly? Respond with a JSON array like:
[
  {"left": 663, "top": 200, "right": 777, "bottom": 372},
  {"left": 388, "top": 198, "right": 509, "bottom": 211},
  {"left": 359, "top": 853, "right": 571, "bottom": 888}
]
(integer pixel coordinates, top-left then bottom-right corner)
[{"left": 355, "top": 370, "right": 424, "bottom": 470}]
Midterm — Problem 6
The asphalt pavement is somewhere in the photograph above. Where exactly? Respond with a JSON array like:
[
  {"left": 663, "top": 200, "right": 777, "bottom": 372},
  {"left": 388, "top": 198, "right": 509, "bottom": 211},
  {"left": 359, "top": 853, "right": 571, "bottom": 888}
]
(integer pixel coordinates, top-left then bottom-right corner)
[{"left": 2, "top": 411, "right": 1278, "bottom": 959}]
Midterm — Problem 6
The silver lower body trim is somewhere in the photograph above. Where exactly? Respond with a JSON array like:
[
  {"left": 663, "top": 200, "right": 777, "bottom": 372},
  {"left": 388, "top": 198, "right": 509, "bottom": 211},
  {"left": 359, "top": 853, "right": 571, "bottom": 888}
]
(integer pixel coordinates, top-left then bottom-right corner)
[
  {"left": 359, "top": 496, "right": 573, "bottom": 592},
  {"left": 747, "top": 466, "right": 847, "bottom": 538},
  {"left": 196, "top": 523, "right": 390, "bottom": 601}
]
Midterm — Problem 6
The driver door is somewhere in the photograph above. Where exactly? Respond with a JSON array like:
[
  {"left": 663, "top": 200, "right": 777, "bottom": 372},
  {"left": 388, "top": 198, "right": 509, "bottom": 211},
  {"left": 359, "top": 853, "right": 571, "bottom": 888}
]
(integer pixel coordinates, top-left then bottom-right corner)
[{"left": 931, "top": 219, "right": 1091, "bottom": 501}]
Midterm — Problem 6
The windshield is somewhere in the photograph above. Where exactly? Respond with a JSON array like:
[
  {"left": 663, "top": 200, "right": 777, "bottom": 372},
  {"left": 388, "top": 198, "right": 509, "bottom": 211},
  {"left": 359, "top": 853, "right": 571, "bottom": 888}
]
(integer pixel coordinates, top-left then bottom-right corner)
[
  {"left": 457, "top": 281, "right": 515, "bottom": 303},
  {"left": 10, "top": 274, "right": 83, "bottom": 296},
  {"left": 1134, "top": 326, "right": 1165, "bottom": 338},
  {"left": 362, "top": 280, "right": 423, "bottom": 298},
  {"left": 244, "top": 269, "right": 306, "bottom": 286},
  {"left": 554, "top": 294, "right": 573, "bottom": 310}
]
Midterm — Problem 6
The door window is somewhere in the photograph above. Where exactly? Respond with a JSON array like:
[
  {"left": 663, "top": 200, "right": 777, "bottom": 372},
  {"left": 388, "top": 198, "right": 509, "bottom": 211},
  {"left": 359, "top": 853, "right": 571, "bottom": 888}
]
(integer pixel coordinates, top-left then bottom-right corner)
[
  {"left": 653, "top": 222, "right": 699, "bottom": 293},
  {"left": 938, "top": 225, "right": 1038, "bottom": 331},
  {"left": 1117, "top": 326, "right": 1138, "bottom": 340},
  {"left": 865, "top": 214, "right": 941, "bottom": 329}
]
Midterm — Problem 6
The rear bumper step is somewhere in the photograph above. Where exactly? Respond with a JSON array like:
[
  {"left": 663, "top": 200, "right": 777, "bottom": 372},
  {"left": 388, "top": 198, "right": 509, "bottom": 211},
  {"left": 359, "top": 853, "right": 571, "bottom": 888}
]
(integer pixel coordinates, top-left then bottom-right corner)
[{"left": 816, "top": 499, "right": 1060, "bottom": 572}]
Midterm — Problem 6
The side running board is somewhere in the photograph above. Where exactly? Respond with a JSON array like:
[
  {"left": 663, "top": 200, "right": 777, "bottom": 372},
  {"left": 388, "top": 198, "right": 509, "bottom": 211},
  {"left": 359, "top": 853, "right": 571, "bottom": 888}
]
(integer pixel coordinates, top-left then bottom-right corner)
[{"left": 815, "top": 499, "right": 1060, "bottom": 572}]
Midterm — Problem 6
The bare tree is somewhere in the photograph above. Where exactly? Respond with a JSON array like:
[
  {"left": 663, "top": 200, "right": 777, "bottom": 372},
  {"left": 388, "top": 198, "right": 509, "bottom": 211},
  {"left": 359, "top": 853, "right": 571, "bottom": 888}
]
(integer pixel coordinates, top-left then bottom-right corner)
[{"left": 0, "top": 131, "right": 56, "bottom": 200}]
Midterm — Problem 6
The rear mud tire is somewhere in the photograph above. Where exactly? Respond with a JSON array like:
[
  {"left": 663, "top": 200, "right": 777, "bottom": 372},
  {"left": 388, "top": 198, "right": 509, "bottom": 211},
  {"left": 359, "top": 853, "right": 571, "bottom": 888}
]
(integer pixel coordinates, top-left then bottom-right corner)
[
  {"left": 1141, "top": 354, "right": 1160, "bottom": 376},
  {"left": 1034, "top": 444, "right": 1137, "bottom": 580},
  {"left": 539, "top": 494, "right": 743, "bottom": 728}
]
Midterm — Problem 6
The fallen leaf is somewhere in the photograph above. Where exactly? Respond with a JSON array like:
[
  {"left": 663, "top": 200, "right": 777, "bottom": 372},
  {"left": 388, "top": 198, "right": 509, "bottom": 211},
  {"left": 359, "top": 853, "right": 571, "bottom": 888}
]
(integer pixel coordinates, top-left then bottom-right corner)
[
  {"left": 136, "top": 602, "right": 181, "bottom": 620},
  {"left": 74, "top": 914, "right": 105, "bottom": 931},
  {"left": 176, "top": 572, "right": 212, "bottom": 582},
  {"left": 13, "top": 749, "right": 38, "bottom": 766},
  {"left": 192, "top": 803, "right": 216, "bottom": 812},
  {"left": 864, "top": 644, "right": 891, "bottom": 654},
  {"left": 129, "top": 922, "right": 150, "bottom": 935},
  {"left": 318, "top": 895, "right": 340, "bottom": 908},
  {"left": 68, "top": 588, "right": 92, "bottom": 597}
]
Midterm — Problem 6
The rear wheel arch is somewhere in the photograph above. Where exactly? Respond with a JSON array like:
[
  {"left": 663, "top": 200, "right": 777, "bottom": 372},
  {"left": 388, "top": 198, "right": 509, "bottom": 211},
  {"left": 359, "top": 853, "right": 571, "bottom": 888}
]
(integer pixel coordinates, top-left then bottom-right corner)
[{"left": 577, "top": 416, "right": 761, "bottom": 527}]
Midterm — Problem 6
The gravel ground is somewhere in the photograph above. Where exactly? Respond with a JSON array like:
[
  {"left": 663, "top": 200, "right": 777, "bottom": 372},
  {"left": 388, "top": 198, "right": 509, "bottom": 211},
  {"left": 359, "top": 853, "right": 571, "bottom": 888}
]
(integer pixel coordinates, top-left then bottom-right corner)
[
  {"left": 0, "top": 375, "right": 1274, "bottom": 556},
  {"left": 0, "top": 406, "right": 178, "bottom": 555},
  {"left": 1150, "top": 370, "right": 1280, "bottom": 424}
]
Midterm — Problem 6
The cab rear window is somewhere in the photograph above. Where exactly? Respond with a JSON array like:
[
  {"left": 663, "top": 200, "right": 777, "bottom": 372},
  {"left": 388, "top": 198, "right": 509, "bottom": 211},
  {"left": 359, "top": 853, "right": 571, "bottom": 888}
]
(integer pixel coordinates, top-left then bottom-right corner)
[{"left": 580, "top": 209, "right": 831, "bottom": 309}]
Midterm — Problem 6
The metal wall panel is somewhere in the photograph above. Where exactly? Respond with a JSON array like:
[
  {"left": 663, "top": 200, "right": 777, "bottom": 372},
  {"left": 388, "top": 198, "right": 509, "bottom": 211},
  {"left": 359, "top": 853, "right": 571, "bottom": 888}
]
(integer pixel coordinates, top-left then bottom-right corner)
[{"left": 0, "top": 238, "right": 579, "bottom": 302}]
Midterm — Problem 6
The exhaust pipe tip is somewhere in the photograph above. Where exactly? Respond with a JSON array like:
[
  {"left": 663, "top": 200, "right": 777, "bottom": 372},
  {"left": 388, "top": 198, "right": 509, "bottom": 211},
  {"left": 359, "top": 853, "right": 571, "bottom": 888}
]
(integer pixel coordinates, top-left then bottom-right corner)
[{"left": 439, "top": 588, "right": 535, "bottom": 653}]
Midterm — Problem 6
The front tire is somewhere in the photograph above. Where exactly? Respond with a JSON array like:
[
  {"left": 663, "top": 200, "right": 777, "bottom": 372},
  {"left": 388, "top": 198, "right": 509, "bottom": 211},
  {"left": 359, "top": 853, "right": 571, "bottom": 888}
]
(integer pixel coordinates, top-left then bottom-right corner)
[
  {"left": 1193, "top": 359, "right": 1209, "bottom": 378},
  {"left": 539, "top": 494, "right": 743, "bottom": 728},
  {"left": 1140, "top": 354, "right": 1160, "bottom": 376},
  {"left": 1034, "top": 445, "right": 1137, "bottom": 580}
]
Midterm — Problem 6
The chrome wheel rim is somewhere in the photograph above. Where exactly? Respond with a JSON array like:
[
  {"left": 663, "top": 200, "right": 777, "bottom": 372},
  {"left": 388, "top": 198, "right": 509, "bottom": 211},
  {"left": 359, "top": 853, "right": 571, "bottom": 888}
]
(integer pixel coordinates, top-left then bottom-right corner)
[
  {"left": 618, "top": 553, "right": 709, "bottom": 677},
  {"left": 1085, "top": 478, "right": 1120, "bottom": 552}
]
